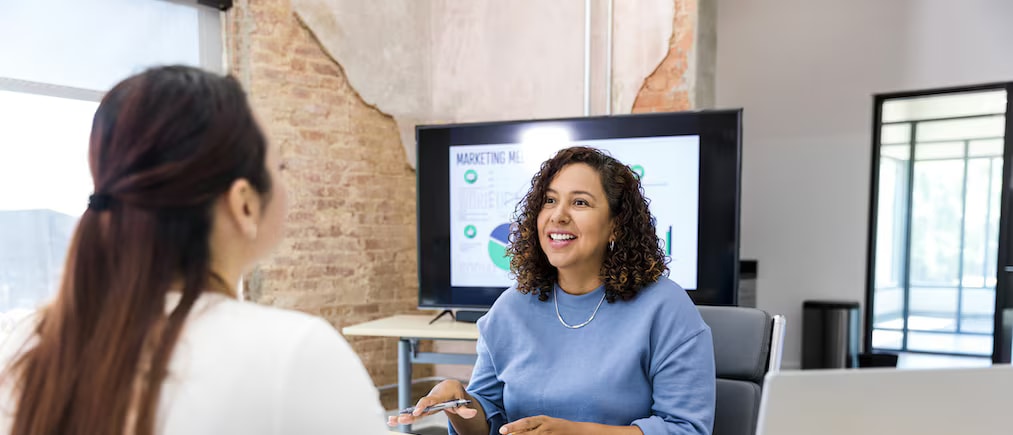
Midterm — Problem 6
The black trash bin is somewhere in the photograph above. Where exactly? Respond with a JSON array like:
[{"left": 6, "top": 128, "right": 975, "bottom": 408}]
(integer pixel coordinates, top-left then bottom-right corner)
[
  {"left": 858, "top": 352, "right": 899, "bottom": 368},
  {"left": 802, "top": 300, "right": 860, "bottom": 369}
]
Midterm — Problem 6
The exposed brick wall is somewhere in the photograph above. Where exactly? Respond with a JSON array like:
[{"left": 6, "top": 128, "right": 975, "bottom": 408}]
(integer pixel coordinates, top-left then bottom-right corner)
[
  {"left": 226, "top": 0, "right": 432, "bottom": 410},
  {"left": 632, "top": 0, "right": 696, "bottom": 112}
]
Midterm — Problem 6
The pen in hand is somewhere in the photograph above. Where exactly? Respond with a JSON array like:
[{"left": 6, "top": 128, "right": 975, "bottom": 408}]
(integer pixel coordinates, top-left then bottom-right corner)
[{"left": 399, "top": 399, "right": 472, "bottom": 415}]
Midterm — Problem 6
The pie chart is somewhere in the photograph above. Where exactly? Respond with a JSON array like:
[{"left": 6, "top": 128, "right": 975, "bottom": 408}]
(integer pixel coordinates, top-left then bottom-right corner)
[{"left": 487, "top": 223, "right": 512, "bottom": 271}]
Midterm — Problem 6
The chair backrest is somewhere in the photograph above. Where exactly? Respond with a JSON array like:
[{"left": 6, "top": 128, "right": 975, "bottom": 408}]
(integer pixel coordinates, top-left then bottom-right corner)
[{"left": 697, "top": 306, "right": 786, "bottom": 435}]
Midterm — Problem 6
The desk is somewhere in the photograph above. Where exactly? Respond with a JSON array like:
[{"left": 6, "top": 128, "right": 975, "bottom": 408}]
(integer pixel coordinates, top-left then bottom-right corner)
[{"left": 344, "top": 315, "right": 479, "bottom": 433}]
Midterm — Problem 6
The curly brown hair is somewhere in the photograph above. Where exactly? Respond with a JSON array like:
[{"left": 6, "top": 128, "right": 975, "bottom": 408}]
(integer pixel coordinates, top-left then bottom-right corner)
[{"left": 507, "top": 146, "right": 668, "bottom": 303}]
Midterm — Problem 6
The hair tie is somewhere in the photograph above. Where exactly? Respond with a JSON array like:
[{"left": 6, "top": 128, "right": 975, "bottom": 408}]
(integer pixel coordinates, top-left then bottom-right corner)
[{"left": 88, "top": 193, "right": 114, "bottom": 211}]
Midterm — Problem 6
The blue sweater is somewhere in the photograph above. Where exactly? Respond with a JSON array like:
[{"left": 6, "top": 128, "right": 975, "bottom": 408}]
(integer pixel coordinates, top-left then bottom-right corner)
[{"left": 450, "top": 277, "right": 715, "bottom": 435}]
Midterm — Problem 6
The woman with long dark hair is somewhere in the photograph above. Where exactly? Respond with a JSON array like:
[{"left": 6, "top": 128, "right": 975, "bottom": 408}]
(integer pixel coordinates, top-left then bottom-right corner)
[{"left": 0, "top": 66, "right": 387, "bottom": 435}]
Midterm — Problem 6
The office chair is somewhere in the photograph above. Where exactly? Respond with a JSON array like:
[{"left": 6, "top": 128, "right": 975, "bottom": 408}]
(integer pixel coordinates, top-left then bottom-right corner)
[{"left": 697, "top": 306, "right": 786, "bottom": 435}]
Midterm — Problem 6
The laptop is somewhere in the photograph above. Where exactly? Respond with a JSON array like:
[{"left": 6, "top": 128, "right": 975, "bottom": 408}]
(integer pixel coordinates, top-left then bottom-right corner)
[{"left": 756, "top": 365, "right": 1013, "bottom": 435}]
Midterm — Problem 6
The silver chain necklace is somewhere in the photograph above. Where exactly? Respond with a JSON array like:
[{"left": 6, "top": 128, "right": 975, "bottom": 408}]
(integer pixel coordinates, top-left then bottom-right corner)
[{"left": 554, "top": 286, "right": 607, "bottom": 329}]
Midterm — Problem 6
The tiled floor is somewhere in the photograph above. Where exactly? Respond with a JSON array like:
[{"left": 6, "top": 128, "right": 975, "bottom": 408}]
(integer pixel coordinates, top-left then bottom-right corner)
[
  {"left": 872, "top": 322, "right": 994, "bottom": 355},
  {"left": 895, "top": 351, "right": 992, "bottom": 369}
]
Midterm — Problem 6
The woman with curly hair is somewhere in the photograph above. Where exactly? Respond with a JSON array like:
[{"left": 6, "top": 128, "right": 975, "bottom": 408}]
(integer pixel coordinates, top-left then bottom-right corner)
[{"left": 392, "top": 146, "right": 715, "bottom": 434}]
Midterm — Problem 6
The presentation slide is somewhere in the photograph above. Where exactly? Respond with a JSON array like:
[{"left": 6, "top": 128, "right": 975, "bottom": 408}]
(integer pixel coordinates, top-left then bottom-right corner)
[{"left": 449, "top": 136, "right": 700, "bottom": 290}]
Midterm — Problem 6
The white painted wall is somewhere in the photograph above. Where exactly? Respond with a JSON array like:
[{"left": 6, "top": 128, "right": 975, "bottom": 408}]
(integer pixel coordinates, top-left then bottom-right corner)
[{"left": 716, "top": 0, "right": 1013, "bottom": 368}]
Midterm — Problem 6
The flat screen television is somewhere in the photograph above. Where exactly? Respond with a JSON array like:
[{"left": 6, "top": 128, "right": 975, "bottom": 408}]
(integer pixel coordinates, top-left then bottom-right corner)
[{"left": 416, "top": 110, "right": 741, "bottom": 312}]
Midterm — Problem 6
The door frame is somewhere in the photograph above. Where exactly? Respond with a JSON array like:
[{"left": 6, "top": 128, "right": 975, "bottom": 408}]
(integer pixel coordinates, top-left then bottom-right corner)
[
  {"left": 993, "top": 82, "right": 1013, "bottom": 363},
  {"left": 865, "top": 82, "right": 1013, "bottom": 362}
]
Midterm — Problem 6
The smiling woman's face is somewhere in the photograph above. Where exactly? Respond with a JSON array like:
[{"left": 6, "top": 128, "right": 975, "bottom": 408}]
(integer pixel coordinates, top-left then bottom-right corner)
[{"left": 537, "top": 162, "right": 613, "bottom": 277}]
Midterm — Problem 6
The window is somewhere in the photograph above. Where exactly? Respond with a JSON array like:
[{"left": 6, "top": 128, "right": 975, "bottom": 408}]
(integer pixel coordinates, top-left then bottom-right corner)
[
  {"left": 0, "top": 0, "right": 224, "bottom": 339},
  {"left": 868, "top": 86, "right": 1008, "bottom": 358}
]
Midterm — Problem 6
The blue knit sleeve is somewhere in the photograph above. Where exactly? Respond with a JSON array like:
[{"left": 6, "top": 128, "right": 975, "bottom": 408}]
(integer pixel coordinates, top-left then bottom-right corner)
[
  {"left": 448, "top": 319, "right": 507, "bottom": 435},
  {"left": 631, "top": 325, "right": 716, "bottom": 435}
]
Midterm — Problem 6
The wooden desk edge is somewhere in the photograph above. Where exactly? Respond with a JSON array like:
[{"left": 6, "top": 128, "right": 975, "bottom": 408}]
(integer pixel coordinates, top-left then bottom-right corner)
[{"left": 342, "top": 314, "right": 479, "bottom": 340}]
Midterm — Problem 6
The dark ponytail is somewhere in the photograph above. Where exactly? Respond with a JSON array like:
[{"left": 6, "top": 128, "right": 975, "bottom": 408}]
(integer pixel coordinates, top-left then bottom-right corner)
[{"left": 4, "top": 66, "right": 271, "bottom": 435}]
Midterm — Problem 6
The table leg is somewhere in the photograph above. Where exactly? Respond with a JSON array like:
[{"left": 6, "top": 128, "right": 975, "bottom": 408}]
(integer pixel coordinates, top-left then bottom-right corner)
[{"left": 398, "top": 338, "right": 412, "bottom": 433}]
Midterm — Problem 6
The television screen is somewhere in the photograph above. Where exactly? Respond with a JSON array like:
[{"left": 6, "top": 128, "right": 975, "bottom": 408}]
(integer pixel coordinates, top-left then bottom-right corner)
[{"left": 417, "top": 110, "right": 741, "bottom": 310}]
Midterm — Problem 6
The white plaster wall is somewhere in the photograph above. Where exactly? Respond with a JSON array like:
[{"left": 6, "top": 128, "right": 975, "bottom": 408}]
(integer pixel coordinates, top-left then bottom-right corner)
[
  {"left": 428, "top": 1, "right": 584, "bottom": 122},
  {"left": 292, "top": 0, "right": 674, "bottom": 168}
]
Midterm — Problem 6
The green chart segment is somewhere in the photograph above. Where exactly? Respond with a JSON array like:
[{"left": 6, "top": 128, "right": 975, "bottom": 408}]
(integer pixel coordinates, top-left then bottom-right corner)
[
  {"left": 666, "top": 225, "right": 672, "bottom": 256},
  {"left": 488, "top": 223, "right": 512, "bottom": 270}
]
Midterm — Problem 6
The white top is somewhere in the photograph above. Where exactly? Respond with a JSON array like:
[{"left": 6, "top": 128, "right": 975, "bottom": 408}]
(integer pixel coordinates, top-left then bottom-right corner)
[{"left": 0, "top": 293, "right": 389, "bottom": 435}]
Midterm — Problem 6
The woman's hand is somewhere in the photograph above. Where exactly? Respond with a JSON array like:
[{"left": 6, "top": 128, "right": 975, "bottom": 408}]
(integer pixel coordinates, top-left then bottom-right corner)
[
  {"left": 386, "top": 379, "right": 479, "bottom": 427},
  {"left": 499, "top": 416, "right": 643, "bottom": 435},
  {"left": 498, "top": 415, "right": 581, "bottom": 434}
]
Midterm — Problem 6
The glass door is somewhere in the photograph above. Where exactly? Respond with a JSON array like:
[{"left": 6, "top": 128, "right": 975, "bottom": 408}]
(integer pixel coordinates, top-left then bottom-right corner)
[{"left": 867, "top": 84, "right": 1012, "bottom": 362}]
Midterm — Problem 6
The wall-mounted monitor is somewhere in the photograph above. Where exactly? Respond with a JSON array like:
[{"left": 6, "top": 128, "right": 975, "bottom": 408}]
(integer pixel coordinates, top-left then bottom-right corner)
[{"left": 417, "top": 110, "right": 742, "bottom": 310}]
